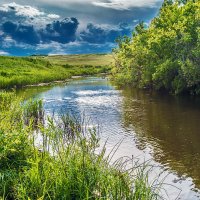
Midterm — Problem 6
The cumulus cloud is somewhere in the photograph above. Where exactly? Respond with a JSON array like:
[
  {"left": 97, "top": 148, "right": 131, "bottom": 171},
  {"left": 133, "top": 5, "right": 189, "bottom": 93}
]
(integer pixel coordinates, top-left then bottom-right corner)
[
  {"left": 0, "top": 2, "right": 79, "bottom": 46},
  {"left": 40, "top": 18, "right": 79, "bottom": 44},
  {"left": 93, "top": 0, "right": 160, "bottom": 10},
  {"left": 0, "top": 1, "right": 153, "bottom": 55},
  {"left": 33, "top": 0, "right": 161, "bottom": 10},
  {"left": 47, "top": 14, "right": 60, "bottom": 19},
  {"left": 0, "top": 2, "right": 45, "bottom": 17},
  {"left": 1, "top": 18, "right": 79, "bottom": 45},
  {"left": 37, "top": 41, "right": 115, "bottom": 55},
  {"left": 0, "top": 2, "right": 132, "bottom": 47},
  {"left": 80, "top": 23, "right": 131, "bottom": 44},
  {"left": 0, "top": 50, "right": 9, "bottom": 55},
  {"left": 0, "top": 2, "right": 60, "bottom": 26},
  {"left": 2, "top": 21, "right": 40, "bottom": 45}
]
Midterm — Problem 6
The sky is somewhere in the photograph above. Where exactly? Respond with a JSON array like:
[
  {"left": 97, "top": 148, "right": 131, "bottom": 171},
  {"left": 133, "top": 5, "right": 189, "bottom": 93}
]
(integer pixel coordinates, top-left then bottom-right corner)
[{"left": 0, "top": 0, "right": 163, "bottom": 56}]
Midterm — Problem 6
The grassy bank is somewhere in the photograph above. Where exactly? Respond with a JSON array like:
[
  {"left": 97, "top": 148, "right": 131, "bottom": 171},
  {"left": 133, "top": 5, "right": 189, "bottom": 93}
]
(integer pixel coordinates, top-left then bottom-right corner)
[
  {"left": 0, "top": 91, "right": 160, "bottom": 200},
  {"left": 0, "top": 54, "right": 113, "bottom": 89}
]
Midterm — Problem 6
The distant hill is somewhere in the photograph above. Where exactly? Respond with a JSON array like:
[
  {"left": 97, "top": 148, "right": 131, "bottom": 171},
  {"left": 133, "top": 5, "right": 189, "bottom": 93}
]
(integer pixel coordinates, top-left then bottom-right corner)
[{"left": 40, "top": 54, "right": 114, "bottom": 66}]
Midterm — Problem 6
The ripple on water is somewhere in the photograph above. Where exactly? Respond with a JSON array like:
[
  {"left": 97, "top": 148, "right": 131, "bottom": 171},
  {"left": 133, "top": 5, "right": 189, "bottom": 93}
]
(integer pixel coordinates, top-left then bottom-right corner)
[{"left": 21, "top": 77, "right": 200, "bottom": 200}]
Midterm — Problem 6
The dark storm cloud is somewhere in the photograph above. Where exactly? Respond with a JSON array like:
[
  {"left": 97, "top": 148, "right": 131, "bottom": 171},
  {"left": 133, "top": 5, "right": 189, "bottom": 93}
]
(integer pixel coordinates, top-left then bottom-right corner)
[
  {"left": 80, "top": 23, "right": 132, "bottom": 44},
  {"left": 2, "top": 21, "right": 40, "bottom": 45},
  {"left": 0, "top": 2, "right": 131, "bottom": 47},
  {"left": 0, "top": 2, "right": 76, "bottom": 47},
  {"left": 0, "top": 1, "right": 163, "bottom": 55},
  {"left": 0, "top": 17, "right": 79, "bottom": 45},
  {"left": 80, "top": 24, "right": 107, "bottom": 44},
  {"left": 0, "top": 15, "right": 128, "bottom": 47},
  {"left": 0, "top": 2, "right": 79, "bottom": 45},
  {"left": 40, "top": 18, "right": 79, "bottom": 44}
]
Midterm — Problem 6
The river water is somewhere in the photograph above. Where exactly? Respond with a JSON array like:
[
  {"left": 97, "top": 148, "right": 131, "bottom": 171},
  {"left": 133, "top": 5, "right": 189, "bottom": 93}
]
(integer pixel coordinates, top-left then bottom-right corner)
[{"left": 18, "top": 77, "right": 200, "bottom": 199}]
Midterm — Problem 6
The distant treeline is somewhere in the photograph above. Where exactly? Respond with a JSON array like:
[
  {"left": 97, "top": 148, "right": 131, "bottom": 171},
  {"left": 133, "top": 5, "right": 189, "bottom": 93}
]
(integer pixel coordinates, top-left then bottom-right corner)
[{"left": 112, "top": 0, "right": 200, "bottom": 95}]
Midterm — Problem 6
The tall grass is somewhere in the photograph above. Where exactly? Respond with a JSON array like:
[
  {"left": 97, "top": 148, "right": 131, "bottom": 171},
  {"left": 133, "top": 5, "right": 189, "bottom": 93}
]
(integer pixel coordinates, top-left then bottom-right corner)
[{"left": 0, "top": 92, "right": 160, "bottom": 200}]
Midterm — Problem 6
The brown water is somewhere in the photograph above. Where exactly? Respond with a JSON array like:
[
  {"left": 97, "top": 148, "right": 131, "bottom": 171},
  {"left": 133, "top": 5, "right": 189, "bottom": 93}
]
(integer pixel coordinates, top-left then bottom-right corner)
[{"left": 18, "top": 77, "right": 200, "bottom": 199}]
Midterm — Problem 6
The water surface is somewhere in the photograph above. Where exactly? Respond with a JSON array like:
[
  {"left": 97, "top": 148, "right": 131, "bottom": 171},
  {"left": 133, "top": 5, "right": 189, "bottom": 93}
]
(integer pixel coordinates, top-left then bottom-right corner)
[{"left": 19, "top": 77, "right": 200, "bottom": 199}]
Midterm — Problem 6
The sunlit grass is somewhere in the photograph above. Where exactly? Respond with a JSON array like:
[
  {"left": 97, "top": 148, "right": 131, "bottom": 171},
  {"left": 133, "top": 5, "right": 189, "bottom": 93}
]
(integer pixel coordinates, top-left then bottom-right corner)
[
  {"left": 41, "top": 53, "right": 114, "bottom": 66},
  {"left": 0, "top": 92, "right": 160, "bottom": 200},
  {"left": 0, "top": 55, "right": 112, "bottom": 89}
]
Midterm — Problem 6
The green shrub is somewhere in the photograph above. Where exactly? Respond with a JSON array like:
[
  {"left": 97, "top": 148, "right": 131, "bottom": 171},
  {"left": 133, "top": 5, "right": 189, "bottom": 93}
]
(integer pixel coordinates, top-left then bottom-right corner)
[{"left": 112, "top": 0, "right": 200, "bottom": 95}]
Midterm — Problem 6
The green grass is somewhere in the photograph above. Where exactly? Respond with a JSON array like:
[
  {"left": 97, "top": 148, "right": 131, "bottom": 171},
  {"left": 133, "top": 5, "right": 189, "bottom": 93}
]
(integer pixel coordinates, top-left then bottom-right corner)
[
  {"left": 41, "top": 53, "right": 114, "bottom": 66},
  {"left": 0, "top": 54, "right": 113, "bottom": 89},
  {"left": 0, "top": 91, "right": 160, "bottom": 200}
]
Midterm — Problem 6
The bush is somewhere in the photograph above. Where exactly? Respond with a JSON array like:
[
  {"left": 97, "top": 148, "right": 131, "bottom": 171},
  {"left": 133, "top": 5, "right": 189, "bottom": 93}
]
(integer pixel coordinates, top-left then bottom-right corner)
[{"left": 112, "top": 0, "right": 200, "bottom": 95}]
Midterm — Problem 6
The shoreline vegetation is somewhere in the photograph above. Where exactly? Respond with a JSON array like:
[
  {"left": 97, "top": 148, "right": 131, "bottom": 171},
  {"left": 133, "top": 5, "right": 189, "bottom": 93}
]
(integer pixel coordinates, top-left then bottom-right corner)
[
  {"left": 0, "top": 92, "right": 161, "bottom": 199},
  {"left": 112, "top": 0, "right": 200, "bottom": 95},
  {"left": 0, "top": 54, "right": 113, "bottom": 90},
  {"left": 1, "top": 1, "right": 199, "bottom": 199}
]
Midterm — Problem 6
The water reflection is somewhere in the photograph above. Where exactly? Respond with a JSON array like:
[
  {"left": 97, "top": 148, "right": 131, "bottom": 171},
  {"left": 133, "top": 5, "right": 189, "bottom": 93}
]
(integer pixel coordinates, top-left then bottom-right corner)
[
  {"left": 18, "top": 77, "right": 200, "bottom": 199},
  {"left": 121, "top": 88, "right": 200, "bottom": 189}
]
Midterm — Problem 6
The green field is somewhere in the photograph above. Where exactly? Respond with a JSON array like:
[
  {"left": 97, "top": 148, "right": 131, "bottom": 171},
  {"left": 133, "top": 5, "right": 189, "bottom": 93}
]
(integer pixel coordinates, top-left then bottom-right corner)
[
  {"left": 0, "top": 54, "right": 113, "bottom": 89},
  {"left": 41, "top": 54, "right": 114, "bottom": 66}
]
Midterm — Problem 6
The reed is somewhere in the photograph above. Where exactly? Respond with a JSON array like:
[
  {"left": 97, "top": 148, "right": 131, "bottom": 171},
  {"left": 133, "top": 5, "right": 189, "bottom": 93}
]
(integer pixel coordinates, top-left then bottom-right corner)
[{"left": 0, "top": 92, "right": 160, "bottom": 200}]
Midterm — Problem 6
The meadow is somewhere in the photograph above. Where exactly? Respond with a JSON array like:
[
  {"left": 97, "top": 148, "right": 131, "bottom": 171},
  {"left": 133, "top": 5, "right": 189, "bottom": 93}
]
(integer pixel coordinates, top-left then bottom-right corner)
[
  {"left": 0, "top": 54, "right": 113, "bottom": 89},
  {"left": 41, "top": 53, "right": 114, "bottom": 66}
]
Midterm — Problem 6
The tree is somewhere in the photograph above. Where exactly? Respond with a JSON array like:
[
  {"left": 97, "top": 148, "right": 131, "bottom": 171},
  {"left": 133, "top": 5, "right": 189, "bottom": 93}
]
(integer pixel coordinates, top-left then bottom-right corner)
[{"left": 113, "top": 0, "right": 200, "bottom": 94}]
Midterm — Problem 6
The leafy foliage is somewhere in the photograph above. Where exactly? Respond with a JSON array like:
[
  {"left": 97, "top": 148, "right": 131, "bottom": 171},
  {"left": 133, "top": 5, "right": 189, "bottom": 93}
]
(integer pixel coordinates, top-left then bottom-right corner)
[{"left": 113, "top": 0, "right": 200, "bottom": 94}]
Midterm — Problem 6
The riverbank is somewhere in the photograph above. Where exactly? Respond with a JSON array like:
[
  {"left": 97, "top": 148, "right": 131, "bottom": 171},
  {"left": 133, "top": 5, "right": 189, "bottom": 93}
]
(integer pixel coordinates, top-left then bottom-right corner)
[
  {"left": 0, "top": 54, "right": 112, "bottom": 89},
  {"left": 0, "top": 91, "right": 160, "bottom": 199},
  {"left": 9, "top": 76, "right": 200, "bottom": 199}
]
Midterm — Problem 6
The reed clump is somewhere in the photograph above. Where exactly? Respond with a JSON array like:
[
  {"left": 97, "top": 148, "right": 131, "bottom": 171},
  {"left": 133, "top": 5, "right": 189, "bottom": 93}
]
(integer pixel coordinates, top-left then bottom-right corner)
[{"left": 0, "top": 91, "right": 160, "bottom": 200}]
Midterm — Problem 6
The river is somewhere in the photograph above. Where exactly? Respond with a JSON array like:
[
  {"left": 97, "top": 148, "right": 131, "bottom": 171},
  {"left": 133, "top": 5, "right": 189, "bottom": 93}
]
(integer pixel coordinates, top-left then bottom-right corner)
[{"left": 18, "top": 77, "right": 200, "bottom": 200}]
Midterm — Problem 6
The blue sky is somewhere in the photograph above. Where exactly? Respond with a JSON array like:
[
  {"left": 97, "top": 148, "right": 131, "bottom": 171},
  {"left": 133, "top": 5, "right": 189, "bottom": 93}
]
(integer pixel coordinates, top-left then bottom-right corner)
[{"left": 0, "top": 0, "right": 163, "bottom": 56}]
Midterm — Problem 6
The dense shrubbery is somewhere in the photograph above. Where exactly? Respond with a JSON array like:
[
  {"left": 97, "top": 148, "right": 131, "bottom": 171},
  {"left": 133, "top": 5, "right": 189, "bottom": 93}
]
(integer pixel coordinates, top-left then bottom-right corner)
[
  {"left": 113, "top": 0, "right": 200, "bottom": 95},
  {"left": 0, "top": 92, "right": 160, "bottom": 199}
]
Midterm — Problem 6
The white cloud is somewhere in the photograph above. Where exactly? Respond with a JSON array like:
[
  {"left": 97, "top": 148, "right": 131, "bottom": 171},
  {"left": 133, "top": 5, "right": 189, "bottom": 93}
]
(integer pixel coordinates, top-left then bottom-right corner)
[
  {"left": 0, "top": 2, "right": 45, "bottom": 17},
  {"left": 133, "top": 19, "right": 139, "bottom": 23},
  {"left": 36, "top": 41, "right": 81, "bottom": 51},
  {"left": 93, "top": 1, "right": 129, "bottom": 10},
  {"left": 1, "top": 36, "right": 15, "bottom": 48},
  {"left": 0, "top": 50, "right": 9, "bottom": 55},
  {"left": 93, "top": 0, "right": 161, "bottom": 10},
  {"left": 33, "top": 0, "right": 161, "bottom": 10},
  {"left": 35, "top": 0, "right": 92, "bottom": 4},
  {"left": 0, "top": 2, "right": 61, "bottom": 27},
  {"left": 47, "top": 14, "right": 60, "bottom": 19}
]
